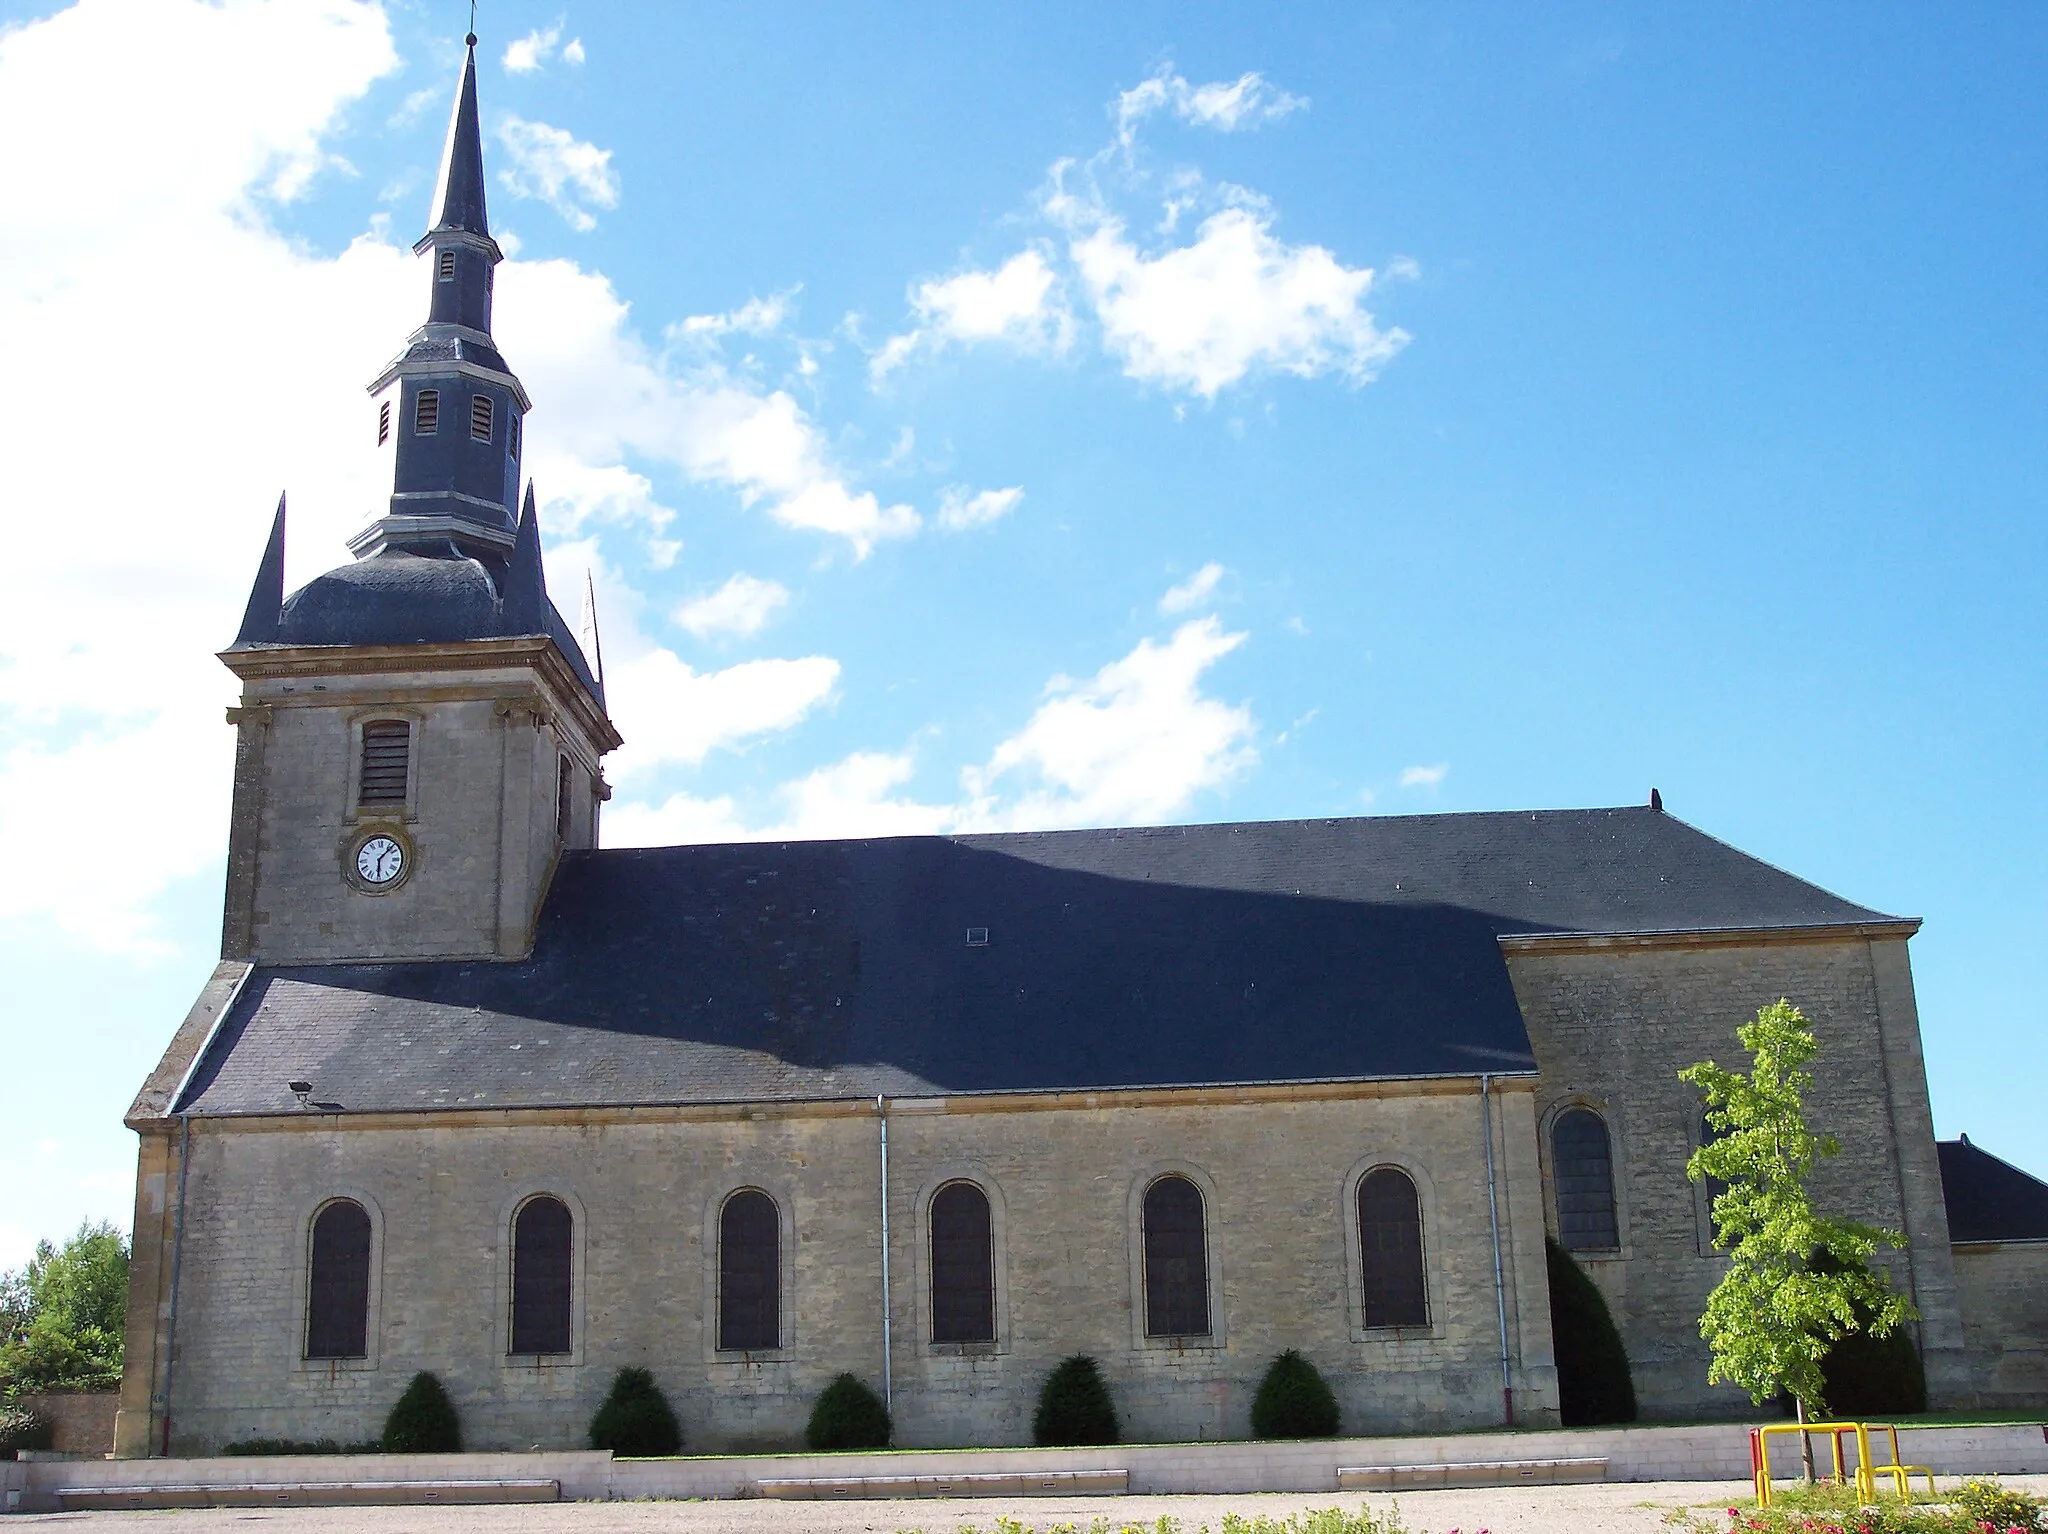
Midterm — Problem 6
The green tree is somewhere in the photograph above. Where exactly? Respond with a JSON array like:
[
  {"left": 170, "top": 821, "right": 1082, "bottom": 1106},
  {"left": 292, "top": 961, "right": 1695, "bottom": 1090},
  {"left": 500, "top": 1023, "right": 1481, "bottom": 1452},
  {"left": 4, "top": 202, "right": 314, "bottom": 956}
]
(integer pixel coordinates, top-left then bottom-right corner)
[
  {"left": 1681, "top": 1000, "right": 1914, "bottom": 1436},
  {"left": 0, "top": 1222, "right": 129, "bottom": 1396}
]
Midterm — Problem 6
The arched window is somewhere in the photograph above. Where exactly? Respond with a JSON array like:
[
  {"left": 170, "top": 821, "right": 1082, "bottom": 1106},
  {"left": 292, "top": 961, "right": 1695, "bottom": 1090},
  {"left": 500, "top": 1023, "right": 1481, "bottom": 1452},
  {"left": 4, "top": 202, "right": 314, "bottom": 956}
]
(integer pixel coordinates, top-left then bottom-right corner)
[
  {"left": 718, "top": 1190, "right": 779, "bottom": 1351},
  {"left": 1142, "top": 1175, "right": 1210, "bottom": 1338},
  {"left": 510, "top": 1195, "right": 572, "bottom": 1355},
  {"left": 929, "top": 1182, "right": 994, "bottom": 1343},
  {"left": 305, "top": 1200, "right": 371, "bottom": 1359},
  {"left": 1553, "top": 1108, "right": 1620, "bottom": 1252},
  {"left": 1357, "top": 1168, "right": 1428, "bottom": 1328},
  {"left": 358, "top": 720, "right": 410, "bottom": 807},
  {"left": 1698, "top": 1109, "right": 1731, "bottom": 1222}
]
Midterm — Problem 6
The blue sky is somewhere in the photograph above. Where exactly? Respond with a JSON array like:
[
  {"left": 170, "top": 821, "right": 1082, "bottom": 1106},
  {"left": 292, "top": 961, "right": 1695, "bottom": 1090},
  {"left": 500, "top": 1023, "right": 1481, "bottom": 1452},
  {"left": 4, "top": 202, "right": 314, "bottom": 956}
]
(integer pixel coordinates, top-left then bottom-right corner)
[{"left": 0, "top": 1, "right": 2041, "bottom": 1266}]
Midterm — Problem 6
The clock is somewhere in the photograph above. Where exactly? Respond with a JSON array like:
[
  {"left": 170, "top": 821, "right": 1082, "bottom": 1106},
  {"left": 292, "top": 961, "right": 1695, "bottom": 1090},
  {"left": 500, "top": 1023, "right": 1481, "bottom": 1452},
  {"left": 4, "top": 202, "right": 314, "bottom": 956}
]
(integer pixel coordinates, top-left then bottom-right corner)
[{"left": 353, "top": 834, "right": 406, "bottom": 887}]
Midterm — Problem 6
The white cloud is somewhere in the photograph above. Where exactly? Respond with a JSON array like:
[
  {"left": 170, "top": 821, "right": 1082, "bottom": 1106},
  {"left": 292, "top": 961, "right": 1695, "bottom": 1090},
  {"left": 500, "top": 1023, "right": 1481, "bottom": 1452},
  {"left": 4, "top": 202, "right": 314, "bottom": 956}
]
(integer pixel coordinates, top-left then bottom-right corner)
[
  {"left": 675, "top": 574, "right": 791, "bottom": 639},
  {"left": 497, "top": 114, "right": 619, "bottom": 231},
  {"left": 873, "top": 248, "right": 1070, "bottom": 379},
  {"left": 606, "top": 649, "right": 839, "bottom": 781},
  {"left": 502, "top": 26, "right": 558, "bottom": 74},
  {"left": 1159, "top": 561, "right": 1226, "bottom": 613},
  {"left": 937, "top": 485, "right": 1024, "bottom": 532},
  {"left": 1400, "top": 763, "right": 1448, "bottom": 788},
  {"left": 1069, "top": 205, "right": 1409, "bottom": 398},
  {"left": 502, "top": 27, "right": 583, "bottom": 73},
  {"left": 963, "top": 617, "right": 1255, "bottom": 829},
  {"left": 1116, "top": 66, "right": 1307, "bottom": 148},
  {"left": 676, "top": 289, "right": 798, "bottom": 339}
]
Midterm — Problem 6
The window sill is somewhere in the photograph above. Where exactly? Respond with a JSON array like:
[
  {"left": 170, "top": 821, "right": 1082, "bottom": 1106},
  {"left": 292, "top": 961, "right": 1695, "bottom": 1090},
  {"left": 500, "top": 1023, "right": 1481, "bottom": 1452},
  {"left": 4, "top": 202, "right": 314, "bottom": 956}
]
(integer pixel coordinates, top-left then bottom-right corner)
[
  {"left": 1350, "top": 1323, "right": 1441, "bottom": 1345},
  {"left": 296, "top": 1355, "right": 377, "bottom": 1375},
  {"left": 503, "top": 1352, "right": 579, "bottom": 1370},
  {"left": 710, "top": 1349, "right": 791, "bottom": 1365},
  {"left": 1137, "top": 1333, "right": 1222, "bottom": 1353},
  {"left": 927, "top": 1340, "right": 1003, "bottom": 1358}
]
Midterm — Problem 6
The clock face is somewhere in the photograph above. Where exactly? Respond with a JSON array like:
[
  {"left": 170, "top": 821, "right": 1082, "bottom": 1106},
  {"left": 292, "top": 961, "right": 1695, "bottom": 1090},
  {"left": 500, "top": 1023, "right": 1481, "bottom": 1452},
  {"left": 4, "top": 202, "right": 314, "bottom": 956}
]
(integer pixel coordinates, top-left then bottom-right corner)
[{"left": 354, "top": 835, "right": 405, "bottom": 886}]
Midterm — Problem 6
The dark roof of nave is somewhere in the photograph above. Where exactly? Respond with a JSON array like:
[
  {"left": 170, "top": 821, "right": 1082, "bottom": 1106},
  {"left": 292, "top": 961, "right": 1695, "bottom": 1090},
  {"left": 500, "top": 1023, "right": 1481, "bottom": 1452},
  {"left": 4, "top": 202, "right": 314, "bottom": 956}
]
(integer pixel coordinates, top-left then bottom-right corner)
[
  {"left": 175, "top": 805, "right": 1900, "bottom": 1117},
  {"left": 1939, "top": 1137, "right": 2048, "bottom": 1244}
]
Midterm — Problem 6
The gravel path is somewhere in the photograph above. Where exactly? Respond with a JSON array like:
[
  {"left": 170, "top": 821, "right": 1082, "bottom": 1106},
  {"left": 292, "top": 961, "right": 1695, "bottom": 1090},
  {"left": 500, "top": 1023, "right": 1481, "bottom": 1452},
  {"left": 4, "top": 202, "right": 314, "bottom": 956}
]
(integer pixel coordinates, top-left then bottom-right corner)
[{"left": 22, "top": 1477, "right": 2048, "bottom": 1534}]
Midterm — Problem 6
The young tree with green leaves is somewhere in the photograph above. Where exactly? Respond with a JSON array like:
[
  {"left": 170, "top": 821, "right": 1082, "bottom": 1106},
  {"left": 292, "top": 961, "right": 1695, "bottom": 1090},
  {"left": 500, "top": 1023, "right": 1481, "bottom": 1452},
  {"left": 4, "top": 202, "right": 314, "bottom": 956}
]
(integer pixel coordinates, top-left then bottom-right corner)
[
  {"left": 0, "top": 1222, "right": 129, "bottom": 1397},
  {"left": 1681, "top": 1000, "right": 1914, "bottom": 1452}
]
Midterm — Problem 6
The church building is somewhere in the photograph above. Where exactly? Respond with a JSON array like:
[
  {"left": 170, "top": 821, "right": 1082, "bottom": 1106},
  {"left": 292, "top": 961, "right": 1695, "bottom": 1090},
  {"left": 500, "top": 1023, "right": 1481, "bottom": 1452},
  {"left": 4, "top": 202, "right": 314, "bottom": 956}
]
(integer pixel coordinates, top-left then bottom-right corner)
[{"left": 113, "top": 41, "right": 2030, "bottom": 1458}]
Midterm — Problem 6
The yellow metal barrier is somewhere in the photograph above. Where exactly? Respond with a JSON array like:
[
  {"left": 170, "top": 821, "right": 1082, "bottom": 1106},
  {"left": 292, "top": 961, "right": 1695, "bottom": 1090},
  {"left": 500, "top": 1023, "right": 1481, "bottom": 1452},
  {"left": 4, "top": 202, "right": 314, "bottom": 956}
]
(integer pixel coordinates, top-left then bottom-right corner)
[{"left": 1750, "top": 1421, "right": 1934, "bottom": 1509}]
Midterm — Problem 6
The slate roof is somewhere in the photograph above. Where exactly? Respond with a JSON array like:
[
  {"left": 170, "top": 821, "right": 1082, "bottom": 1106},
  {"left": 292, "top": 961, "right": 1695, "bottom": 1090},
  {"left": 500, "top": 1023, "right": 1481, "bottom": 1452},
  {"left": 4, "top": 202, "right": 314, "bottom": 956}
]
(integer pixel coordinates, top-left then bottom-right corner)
[
  {"left": 1939, "top": 1137, "right": 2048, "bottom": 1243},
  {"left": 174, "top": 806, "right": 1900, "bottom": 1119},
  {"left": 263, "top": 548, "right": 602, "bottom": 699}
]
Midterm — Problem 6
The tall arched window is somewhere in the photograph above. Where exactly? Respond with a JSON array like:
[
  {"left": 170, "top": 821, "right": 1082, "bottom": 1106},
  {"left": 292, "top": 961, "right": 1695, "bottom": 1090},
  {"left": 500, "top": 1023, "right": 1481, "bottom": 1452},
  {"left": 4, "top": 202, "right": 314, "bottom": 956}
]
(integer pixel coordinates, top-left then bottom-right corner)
[
  {"left": 305, "top": 1200, "right": 372, "bottom": 1359},
  {"left": 1553, "top": 1108, "right": 1620, "bottom": 1252},
  {"left": 1697, "top": 1109, "right": 1731, "bottom": 1237},
  {"left": 1357, "top": 1168, "right": 1428, "bottom": 1328},
  {"left": 719, "top": 1190, "right": 779, "bottom": 1351},
  {"left": 510, "top": 1195, "right": 573, "bottom": 1355},
  {"left": 1142, "top": 1175, "right": 1210, "bottom": 1338},
  {"left": 929, "top": 1182, "right": 994, "bottom": 1344}
]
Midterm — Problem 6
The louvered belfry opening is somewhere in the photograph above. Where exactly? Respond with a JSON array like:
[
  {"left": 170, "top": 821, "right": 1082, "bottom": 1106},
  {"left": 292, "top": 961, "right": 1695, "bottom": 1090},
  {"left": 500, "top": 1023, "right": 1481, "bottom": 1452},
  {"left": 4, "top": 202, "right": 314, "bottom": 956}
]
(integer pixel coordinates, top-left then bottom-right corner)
[
  {"left": 555, "top": 754, "right": 573, "bottom": 841},
  {"left": 1142, "top": 1174, "right": 1210, "bottom": 1337},
  {"left": 718, "top": 1190, "right": 779, "bottom": 1351},
  {"left": 376, "top": 399, "right": 390, "bottom": 445},
  {"left": 929, "top": 1181, "right": 995, "bottom": 1343},
  {"left": 305, "top": 1200, "right": 372, "bottom": 1359},
  {"left": 1357, "top": 1167, "right": 1429, "bottom": 1327},
  {"left": 510, "top": 1195, "right": 573, "bottom": 1354},
  {"left": 471, "top": 393, "right": 493, "bottom": 442},
  {"left": 437, "top": 248, "right": 456, "bottom": 281},
  {"left": 357, "top": 721, "right": 410, "bottom": 808},
  {"left": 1554, "top": 1108, "right": 1621, "bottom": 1251},
  {"left": 414, "top": 389, "right": 439, "bottom": 434}
]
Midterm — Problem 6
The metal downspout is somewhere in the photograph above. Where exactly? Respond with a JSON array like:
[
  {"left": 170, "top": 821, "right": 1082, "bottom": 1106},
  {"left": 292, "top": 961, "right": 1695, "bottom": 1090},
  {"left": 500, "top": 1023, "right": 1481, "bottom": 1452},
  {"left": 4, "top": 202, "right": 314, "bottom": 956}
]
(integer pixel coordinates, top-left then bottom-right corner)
[
  {"left": 1481, "top": 1072, "right": 1514, "bottom": 1426},
  {"left": 877, "top": 1095, "right": 892, "bottom": 1410}
]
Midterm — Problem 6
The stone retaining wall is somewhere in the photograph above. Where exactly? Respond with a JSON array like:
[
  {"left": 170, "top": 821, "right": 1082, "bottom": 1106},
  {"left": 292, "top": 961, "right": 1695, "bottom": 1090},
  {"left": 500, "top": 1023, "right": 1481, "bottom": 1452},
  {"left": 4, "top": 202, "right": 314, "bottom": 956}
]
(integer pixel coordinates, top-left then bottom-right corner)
[
  {"left": 12, "top": 1392, "right": 117, "bottom": 1458},
  {"left": 12, "top": 1422, "right": 2048, "bottom": 1512}
]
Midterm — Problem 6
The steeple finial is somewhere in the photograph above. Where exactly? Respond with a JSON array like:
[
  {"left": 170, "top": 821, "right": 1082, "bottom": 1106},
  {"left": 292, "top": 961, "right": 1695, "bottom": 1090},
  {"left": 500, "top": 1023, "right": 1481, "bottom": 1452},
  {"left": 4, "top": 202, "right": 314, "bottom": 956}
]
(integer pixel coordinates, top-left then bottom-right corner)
[
  {"left": 427, "top": 34, "right": 489, "bottom": 240},
  {"left": 232, "top": 495, "right": 288, "bottom": 646}
]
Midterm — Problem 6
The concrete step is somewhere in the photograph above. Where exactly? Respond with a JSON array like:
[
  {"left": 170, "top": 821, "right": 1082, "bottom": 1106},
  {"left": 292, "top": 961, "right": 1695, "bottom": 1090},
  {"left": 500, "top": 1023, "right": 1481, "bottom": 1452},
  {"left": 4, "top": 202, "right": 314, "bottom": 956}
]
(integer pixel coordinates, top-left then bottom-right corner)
[
  {"left": 758, "top": 1467, "right": 1129, "bottom": 1499},
  {"left": 1338, "top": 1457, "right": 1609, "bottom": 1491},
  {"left": 54, "top": 1478, "right": 560, "bottom": 1511}
]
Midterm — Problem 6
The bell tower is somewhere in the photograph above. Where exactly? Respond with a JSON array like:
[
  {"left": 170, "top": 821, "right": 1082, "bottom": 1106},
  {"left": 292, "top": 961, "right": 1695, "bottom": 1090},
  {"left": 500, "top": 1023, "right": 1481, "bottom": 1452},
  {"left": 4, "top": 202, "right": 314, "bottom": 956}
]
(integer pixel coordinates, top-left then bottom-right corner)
[{"left": 217, "top": 36, "right": 621, "bottom": 967}]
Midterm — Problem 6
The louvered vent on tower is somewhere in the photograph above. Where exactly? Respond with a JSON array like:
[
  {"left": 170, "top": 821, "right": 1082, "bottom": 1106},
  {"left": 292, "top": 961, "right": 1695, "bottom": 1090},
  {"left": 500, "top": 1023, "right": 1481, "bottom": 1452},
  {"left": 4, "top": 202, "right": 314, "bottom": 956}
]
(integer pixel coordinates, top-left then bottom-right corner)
[
  {"left": 471, "top": 394, "right": 494, "bottom": 442},
  {"left": 358, "top": 721, "right": 411, "bottom": 807}
]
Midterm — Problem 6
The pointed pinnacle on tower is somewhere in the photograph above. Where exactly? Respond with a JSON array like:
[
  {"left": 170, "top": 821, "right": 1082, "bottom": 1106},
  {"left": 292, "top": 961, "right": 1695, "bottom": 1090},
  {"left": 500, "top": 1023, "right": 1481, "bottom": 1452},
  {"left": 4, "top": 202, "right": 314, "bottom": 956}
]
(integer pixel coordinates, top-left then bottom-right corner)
[{"left": 233, "top": 494, "right": 288, "bottom": 646}]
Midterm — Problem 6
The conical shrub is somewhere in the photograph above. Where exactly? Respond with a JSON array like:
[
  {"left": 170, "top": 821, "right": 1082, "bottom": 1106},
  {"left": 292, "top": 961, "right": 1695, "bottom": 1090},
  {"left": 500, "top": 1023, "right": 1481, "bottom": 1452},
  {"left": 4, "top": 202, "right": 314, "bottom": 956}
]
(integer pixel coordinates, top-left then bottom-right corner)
[
  {"left": 1033, "top": 1355, "right": 1118, "bottom": 1446},
  {"left": 805, "top": 1373, "right": 891, "bottom": 1451},
  {"left": 1546, "top": 1238, "right": 1637, "bottom": 1426},
  {"left": 1810, "top": 1248, "right": 1926, "bottom": 1416},
  {"left": 1250, "top": 1349, "right": 1340, "bottom": 1438},
  {"left": 589, "top": 1366, "right": 683, "bottom": 1456},
  {"left": 382, "top": 1370, "right": 462, "bottom": 1453}
]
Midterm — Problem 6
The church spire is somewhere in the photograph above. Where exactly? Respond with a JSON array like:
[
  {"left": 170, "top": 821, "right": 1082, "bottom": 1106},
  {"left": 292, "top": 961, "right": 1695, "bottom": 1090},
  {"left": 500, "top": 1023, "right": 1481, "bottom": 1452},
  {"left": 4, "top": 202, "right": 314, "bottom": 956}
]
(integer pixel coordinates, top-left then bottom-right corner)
[
  {"left": 352, "top": 31, "right": 530, "bottom": 563},
  {"left": 427, "top": 35, "right": 490, "bottom": 242}
]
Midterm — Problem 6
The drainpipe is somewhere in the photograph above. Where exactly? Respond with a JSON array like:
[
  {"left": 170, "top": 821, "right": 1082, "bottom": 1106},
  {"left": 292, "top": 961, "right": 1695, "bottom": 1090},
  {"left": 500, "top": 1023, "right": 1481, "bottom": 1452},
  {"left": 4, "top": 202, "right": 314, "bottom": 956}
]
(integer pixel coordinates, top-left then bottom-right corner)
[
  {"left": 1481, "top": 1073, "right": 1514, "bottom": 1427},
  {"left": 877, "top": 1095, "right": 892, "bottom": 1410}
]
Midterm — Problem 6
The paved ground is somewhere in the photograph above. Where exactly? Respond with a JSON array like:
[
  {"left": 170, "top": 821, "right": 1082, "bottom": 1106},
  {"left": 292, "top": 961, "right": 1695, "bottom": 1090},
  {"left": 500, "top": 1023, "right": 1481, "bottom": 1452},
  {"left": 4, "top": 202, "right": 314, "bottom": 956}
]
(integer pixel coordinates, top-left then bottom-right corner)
[
  {"left": 0, "top": 1480, "right": 1779, "bottom": 1532},
  {"left": 20, "top": 1477, "right": 2048, "bottom": 1533}
]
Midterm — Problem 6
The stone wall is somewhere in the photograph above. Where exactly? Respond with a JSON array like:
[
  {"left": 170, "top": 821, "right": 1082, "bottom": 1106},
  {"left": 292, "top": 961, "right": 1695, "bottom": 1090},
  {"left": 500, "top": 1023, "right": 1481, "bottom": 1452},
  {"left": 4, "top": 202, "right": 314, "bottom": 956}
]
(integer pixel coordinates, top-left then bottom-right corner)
[
  {"left": 1952, "top": 1242, "right": 2048, "bottom": 1410},
  {"left": 1506, "top": 932, "right": 1964, "bottom": 1416},
  {"left": 12, "top": 1391, "right": 117, "bottom": 1456},
  {"left": 126, "top": 1079, "right": 1558, "bottom": 1456}
]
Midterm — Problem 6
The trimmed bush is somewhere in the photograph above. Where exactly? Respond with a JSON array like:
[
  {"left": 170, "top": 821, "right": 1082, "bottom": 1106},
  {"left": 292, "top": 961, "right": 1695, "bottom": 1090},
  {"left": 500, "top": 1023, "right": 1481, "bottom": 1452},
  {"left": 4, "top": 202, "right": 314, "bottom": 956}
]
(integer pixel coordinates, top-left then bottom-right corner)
[
  {"left": 381, "top": 1370, "right": 461, "bottom": 1454},
  {"left": 221, "top": 1438, "right": 381, "bottom": 1456},
  {"left": 589, "top": 1367, "right": 683, "bottom": 1457},
  {"left": 1033, "top": 1354, "right": 1118, "bottom": 1447},
  {"left": 1810, "top": 1249, "right": 1926, "bottom": 1416},
  {"left": 1546, "top": 1238, "right": 1637, "bottom": 1426},
  {"left": 804, "top": 1373, "right": 890, "bottom": 1451},
  {"left": 1250, "top": 1349, "right": 1340, "bottom": 1439},
  {"left": 0, "top": 1404, "right": 54, "bottom": 1460}
]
